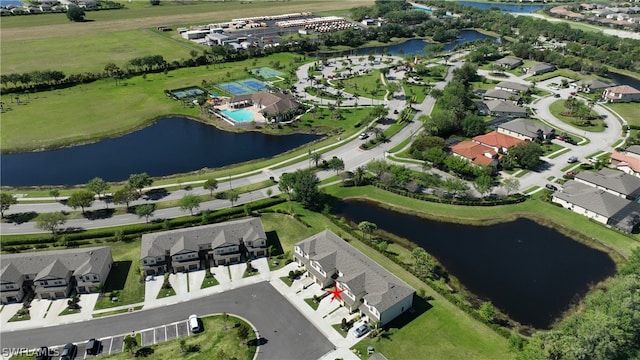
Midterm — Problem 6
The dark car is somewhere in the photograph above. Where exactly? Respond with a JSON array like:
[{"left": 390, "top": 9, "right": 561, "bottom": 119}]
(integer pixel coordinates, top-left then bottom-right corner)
[
  {"left": 545, "top": 184, "right": 558, "bottom": 191},
  {"left": 565, "top": 138, "right": 578, "bottom": 145},
  {"left": 86, "top": 339, "right": 101, "bottom": 355},
  {"left": 60, "top": 343, "right": 77, "bottom": 360},
  {"left": 35, "top": 347, "right": 50, "bottom": 360},
  {"left": 554, "top": 93, "right": 561, "bottom": 98}
]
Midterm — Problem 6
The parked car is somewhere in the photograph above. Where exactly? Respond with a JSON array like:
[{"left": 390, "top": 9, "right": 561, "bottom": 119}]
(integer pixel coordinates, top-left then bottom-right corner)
[
  {"left": 554, "top": 93, "right": 561, "bottom": 98},
  {"left": 359, "top": 133, "right": 369, "bottom": 140},
  {"left": 589, "top": 157, "right": 600, "bottom": 163},
  {"left": 86, "top": 338, "right": 101, "bottom": 355},
  {"left": 354, "top": 324, "right": 370, "bottom": 338},
  {"left": 35, "top": 347, "right": 50, "bottom": 360},
  {"left": 60, "top": 343, "right": 77, "bottom": 360},
  {"left": 188, "top": 314, "right": 200, "bottom": 333},
  {"left": 393, "top": 109, "right": 399, "bottom": 114},
  {"left": 570, "top": 91, "right": 576, "bottom": 96},
  {"left": 565, "top": 138, "right": 577, "bottom": 145},
  {"left": 567, "top": 156, "right": 578, "bottom": 163},
  {"left": 545, "top": 184, "right": 558, "bottom": 191}
]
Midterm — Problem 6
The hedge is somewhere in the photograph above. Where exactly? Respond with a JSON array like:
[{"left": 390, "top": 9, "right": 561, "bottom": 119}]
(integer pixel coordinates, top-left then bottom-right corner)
[{"left": 373, "top": 182, "right": 528, "bottom": 206}]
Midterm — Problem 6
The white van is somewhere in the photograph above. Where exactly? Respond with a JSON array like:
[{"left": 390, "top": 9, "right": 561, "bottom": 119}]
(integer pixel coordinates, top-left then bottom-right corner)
[{"left": 188, "top": 314, "right": 200, "bottom": 333}]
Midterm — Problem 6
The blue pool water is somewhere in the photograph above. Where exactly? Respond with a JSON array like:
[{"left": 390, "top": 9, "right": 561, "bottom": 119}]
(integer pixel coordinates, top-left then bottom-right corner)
[{"left": 222, "top": 109, "right": 255, "bottom": 122}]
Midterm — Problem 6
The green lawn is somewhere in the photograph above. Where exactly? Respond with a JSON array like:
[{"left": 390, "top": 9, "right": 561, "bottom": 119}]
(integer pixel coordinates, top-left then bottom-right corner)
[
  {"left": 402, "top": 82, "right": 429, "bottom": 104},
  {"left": 201, "top": 275, "right": 220, "bottom": 289},
  {"left": 605, "top": 102, "right": 640, "bottom": 127},
  {"left": 93, "top": 240, "right": 145, "bottom": 310},
  {"left": 100, "top": 315, "right": 256, "bottom": 360},
  {"left": 92, "top": 305, "right": 144, "bottom": 318},
  {"left": 549, "top": 100, "right": 605, "bottom": 133},
  {"left": 157, "top": 287, "right": 177, "bottom": 299},
  {"left": 339, "top": 69, "right": 387, "bottom": 100},
  {"left": 58, "top": 307, "right": 81, "bottom": 316},
  {"left": 304, "top": 297, "right": 320, "bottom": 311}
]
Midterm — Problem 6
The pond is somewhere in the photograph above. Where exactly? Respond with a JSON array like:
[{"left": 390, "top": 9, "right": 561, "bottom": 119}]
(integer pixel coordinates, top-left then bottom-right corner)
[
  {"left": 323, "top": 30, "right": 494, "bottom": 57},
  {"left": 0, "top": 117, "right": 321, "bottom": 186},
  {"left": 454, "top": 1, "right": 546, "bottom": 13},
  {"left": 335, "top": 199, "right": 616, "bottom": 329}
]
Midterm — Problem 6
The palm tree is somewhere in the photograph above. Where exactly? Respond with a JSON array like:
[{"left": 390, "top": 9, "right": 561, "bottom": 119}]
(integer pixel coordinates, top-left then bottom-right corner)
[
  {"left": 310, "top": 152, "right": 322, "bottom": 167},
  {"left": 353, "top": 166, "right": 367, "bottom": 186}
]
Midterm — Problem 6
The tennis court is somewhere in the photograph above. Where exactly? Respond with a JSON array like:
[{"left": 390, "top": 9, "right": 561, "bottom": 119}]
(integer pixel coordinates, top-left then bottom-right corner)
[
  {"left": 217, "top": 82, "right": 253, "bottom": 96},
  {"left": 238, "top": 78, "right": 267, "bottom": 92},
  {"left": 251, "top": 67, "right": 284, "bottom": 78},
  {"left": 170, "top": 87, "right": 206, "bottom": 100}
]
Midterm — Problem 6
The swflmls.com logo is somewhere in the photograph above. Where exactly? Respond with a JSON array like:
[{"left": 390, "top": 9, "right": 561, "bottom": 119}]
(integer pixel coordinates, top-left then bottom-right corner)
[{"left": 2, "top": 348, "right": 59, "bottom": 357}]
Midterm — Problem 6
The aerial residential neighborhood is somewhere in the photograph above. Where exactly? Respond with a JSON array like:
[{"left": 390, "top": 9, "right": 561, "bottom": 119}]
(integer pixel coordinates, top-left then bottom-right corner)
[{"left": 1, "top": 0, "right": 640, "bottom": 359}]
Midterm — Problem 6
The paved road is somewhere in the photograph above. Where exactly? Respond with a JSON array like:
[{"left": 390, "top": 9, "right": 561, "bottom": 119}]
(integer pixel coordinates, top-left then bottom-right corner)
[{"left": 0, "top": 282, "right": 334, "bottom": 360}]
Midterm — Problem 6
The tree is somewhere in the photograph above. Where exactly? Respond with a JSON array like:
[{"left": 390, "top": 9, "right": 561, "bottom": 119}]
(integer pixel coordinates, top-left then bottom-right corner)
[
  {"left": 479, "top": 301, "right": 496, "bottom": 322},
  {"left": 204, "top": 178, "right": 218, "bottom": 196},
  {"left": 136, "top": 203, "right": 156, "bottom": 223},
  {"left": 358, "top": 221, "right": 378, "bottom": 240},
  {"left": 327, "top": 157, "right": 345, "bottom": 175},
  {"left": 49, "top": 189, "right": 60, "bottom": 201},
  {"left": 506, "top": 141, "right": 543, "bottom": 170},
  {"left": 113, "top": 186, "right": 139, "bottom": 210},
  {"left": 281, "top": 169, "right": 321, "bottom": 209},
  {"left": 67, "top": 190, "right": 94, "bottom": 214},
  {"left": 353, "top": 166, "right": 367, "bottom": 186},
  {"left": 128, "top": 173, "right": 153, "bottom": 196},
  {"left": 0, "top": 193, "right": 17, "bottom": 218},
  {"left": 461, "top": 113, "right": 487, "bottom": 137},
  {"left": 35, "top": 212, "right": 66, "bottom": 236},
  {"left": 502, "top": 178, "right": 520, "bottom": 196},
  {"left": 237, "top": 324, "right": 250, "bottom": 345},
  {"left": 124, "top": 334, "right": 138, "bottom": 355},
  {"left": 225, "top": 189, "right": 239, "bottom": 206},
  {"left": 222, "top": 312, "right": 229, "bottom": 330},
  {"left": 179, "top": 194, "right": 201, "bottom": 215},
  {"left": 86, "top": 177, "right": 110, "bottom": 200},
  {"left": 310, "top": 152, "right": 322, "bottom": 167},
  {"left": 66, "top": 6, "right": 85, "bottom": 22},
  {"left": 473, "top": 173, "right": 494, "bottom": 198}
]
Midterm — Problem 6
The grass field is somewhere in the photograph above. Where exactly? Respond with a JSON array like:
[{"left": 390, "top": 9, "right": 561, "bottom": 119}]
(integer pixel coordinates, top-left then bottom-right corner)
[
  {"left": 605, "top": 102, "right": 640, "bottom": 127},
  {"left": 100, "top": 315, "right": 256, "bottom": 360},
  {"left": 93, "top": 240, "right": 145, "bottom": 310},
  {"left": 339, "top": 69, "right": 388, "bottom": 100}
]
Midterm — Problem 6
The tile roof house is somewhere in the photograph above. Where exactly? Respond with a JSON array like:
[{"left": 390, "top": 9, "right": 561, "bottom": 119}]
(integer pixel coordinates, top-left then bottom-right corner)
[
  {"left": 602, "top": 85, "right": 640, "bottom": 103},
  {"left": 229, "top": 91, "right": 301, "bottom": 121},
  {"left": 472, "top": 131, "right": 525, "bottom": 153},
  {"left": 493, "top": 56, "right": 523, "bottom": 70},
  {"left": 574, "top": 168, "right": 640, "bottom": 200},
  {"left": 610, "top": 146, "right": 640, "bottom": 177},
  {"left": 140, "top": 218, "right": 267, "bottom": 275},
  {"left": 483, "top": 89, "right": 521, "bottom": 103},
  {"left": 552, "top": 180, "right": 640, "bottom": 233},
  {"left": 450, "top": 141, "right": 500, "bottom": 167},
  {"left": 497, "top": 118, "right": 554, "bottom": 140},
  {"left": 294, "top": 230, "right": 414, "bottom": 326},
  {"left": 495, "top": 81, "right": 529, "bottom": 93},
  {"left": 524, "top": 62, "right": 556, "bottom": 75},
  {"left": 1, "top": 247, "right": 113, "bottom": 304},
  {"left": 485, "top": 100, "right": 528, "bottom": 117}
]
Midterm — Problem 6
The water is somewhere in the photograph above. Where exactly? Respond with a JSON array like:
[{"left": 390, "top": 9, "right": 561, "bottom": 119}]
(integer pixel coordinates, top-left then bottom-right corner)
[
  {"left": 221, "top": 109, "right": 255, "bottom": 122},
  {"left": 335, "top": 200, "right": 616, "bottom": 329},
  {"left": 608, "top": 72, "right": 640, "bottom": 90},
  {"left": 327, "top": 30, "right": 494, "bottom": 57},
  {"left": 455, "top": 1, "right": 545, "bottom": 13},
  {"left": 0, "top": 0, "right": 23, "bottom": 6},
  {"left": 0, "top": 117, "right": 321, "bottom": 186}
]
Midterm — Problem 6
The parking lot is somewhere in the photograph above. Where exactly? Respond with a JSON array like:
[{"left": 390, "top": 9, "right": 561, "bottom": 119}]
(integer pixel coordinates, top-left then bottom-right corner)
[{"left": 41, "top": 319, "right": 192, "bottom": 359}]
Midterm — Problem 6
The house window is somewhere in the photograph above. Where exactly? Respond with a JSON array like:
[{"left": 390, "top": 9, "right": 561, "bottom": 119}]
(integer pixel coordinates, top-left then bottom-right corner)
[
  {"left": 143, "top": 260, "right": 147, "bottom": 264},
  {"left": 93, "top": 276, "right": 98, "bottom": 280}
]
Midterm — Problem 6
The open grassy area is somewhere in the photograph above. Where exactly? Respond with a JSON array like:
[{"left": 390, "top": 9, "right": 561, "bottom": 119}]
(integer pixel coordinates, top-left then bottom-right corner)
[
  {"left": 605, "top": 102, "right": 640, "bottom": 127},
  {"left": 549, "top": 99, "right": 605, "bottom": 133},
  {"left": 93, "top": 240, "right": 145, "bottom": 310},
  {"left": 100, "top": 314, "right": 256, "bottom": 360},
  {"left": 157, "top": 287, "right": 177, "bottom": 299},
  {"left": 339, "top": 69, "right": 387, "bottom": 100},
  {"left": 92, "top": 305, "right": 144, "bottom": 318}
]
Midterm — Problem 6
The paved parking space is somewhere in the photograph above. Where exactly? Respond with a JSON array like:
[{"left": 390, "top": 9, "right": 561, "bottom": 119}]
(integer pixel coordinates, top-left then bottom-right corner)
[
  {"left": 176, "top": 321, "right": 189, "bottom": 338},
  {"left": 229, "top": 262, "right": 245, "bottom": 281},
  {"left": 154, "top": 326, "right": 166, "bottom": 344},
  {"left": 109, "top": 335, "right": 124, "bottom": 354},
  {"left": 166, "top": 323, "right": 177, "bottom": 341},
  {"left": 141, "top": 328, "right": 154, "bottom": 347}
]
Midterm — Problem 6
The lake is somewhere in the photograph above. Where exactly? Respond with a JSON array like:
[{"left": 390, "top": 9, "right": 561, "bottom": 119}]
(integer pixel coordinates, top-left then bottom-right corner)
[
  {"left": 335, "top": 199, "right": 616, "bottom": 329},
  {"left": 0, "top": 117, "right": 321, "bottom": 186},
  {"left": 323, "top": 30, "right": 494, "bottom": 57},
  {"left": 455, "top": 1, "right": 545, "bottom": 13}
]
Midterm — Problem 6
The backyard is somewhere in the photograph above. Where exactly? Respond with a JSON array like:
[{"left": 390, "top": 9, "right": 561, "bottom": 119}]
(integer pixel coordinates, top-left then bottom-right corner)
[{"left": 93, "top": 241, "right": 145, "bottom": 311}]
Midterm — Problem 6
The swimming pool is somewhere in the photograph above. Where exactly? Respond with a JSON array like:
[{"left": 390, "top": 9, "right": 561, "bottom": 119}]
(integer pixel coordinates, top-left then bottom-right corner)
[{"left": 221, "top": 109, "right": 254, "bottom": 122}]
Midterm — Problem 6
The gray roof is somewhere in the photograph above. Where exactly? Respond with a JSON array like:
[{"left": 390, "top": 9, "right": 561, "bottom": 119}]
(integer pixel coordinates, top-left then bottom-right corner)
[
  {"left": 499, "top": 118, "right": 552, "bottom": 137},
  {"left": 496, "top": 81, "right": 529, "bottom": 92},
  {"left": 229, "top": 91, "right": 300, "bottom": 116},
  {"left": 140, "top": 218, "right": 266, "bottom": 259},
  {"left": 494, "top": 57, "right": 522, "bottom": 66},
  {"left": 626, "top": 145, "right": 640, "bottom": 156},
  {"left": 528, "top": 62, "right": 555, "bottom": 73},
  {"left": 0, "top": 263, "right": 22, "bottom": 284},
  {"left": 296, "top": 230, "right": 414, "bottom": 313},
  {"left": 575, "top": 168, "right": 640, "bottom": 199},
  {"left": 1, "top": 247, "right": 112, "bottom": 281},
  {"left": 484, "top": 89, "right": 521, "bottom": 101},
  {"left": 485, "top": 99, "right": 527, "bottom": 113},
  {"left": 582, "top": 79, "right": 614, "bottom": 89},
  {"left": 554, "top": 181, "right": 640, "bottom": 232}
]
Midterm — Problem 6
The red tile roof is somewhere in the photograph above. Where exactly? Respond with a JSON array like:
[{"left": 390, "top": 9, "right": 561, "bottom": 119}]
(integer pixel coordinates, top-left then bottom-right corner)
[
  {"left": 610, "top": 151, "right": 640, "bottom": 173},
  {"left": 473, "top": 131, "right": 524, "bottom": 150},
  {"left": 606, "top": 85, "right": 640, "bottom": 95},
  {"left": 450, "top": 141, "right": 498, "bottom": 166}
]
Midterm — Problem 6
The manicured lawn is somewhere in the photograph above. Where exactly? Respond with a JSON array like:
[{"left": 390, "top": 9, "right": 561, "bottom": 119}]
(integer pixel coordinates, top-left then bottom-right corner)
[
  {"left": 339, "top": 70, "right": 387, "bottom": 100},
  {"left": 549, "top": 100, "right": 605, "bottom": 132},
  {"left": 279, "top": 276, "right": 294, "bottom": 287},
  {"left": 157, "top": 287, "right": 176, "bottom": 299},
  {"left": 402, "top": 82, "right": 429, "bottom": 104},
  {"left": 304, "top": 297, "right": 320, "bottom": 311},
  {"left": 260, "top": 212, "right": 317, "bottom": 254},
  {"left": 297, "top": 106, "right": 376, "bottom": 135},
  {"left": 100, "top": 315, "right": 257, "bottom": 360},
  {"left": 93, "top": 240, "right": 145, "bottom": 310},
  {"left": 92, "top": 305, "right": 144, "bottom": 318},
  {"left": 201, "top": 275, "right": 220, "bottom": 289},
  {"left": 8, "top": 312, "right": 30, "bottom": 322},
  {"left": 605, "top": 102, "right": 640, "bottom": 127}
]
